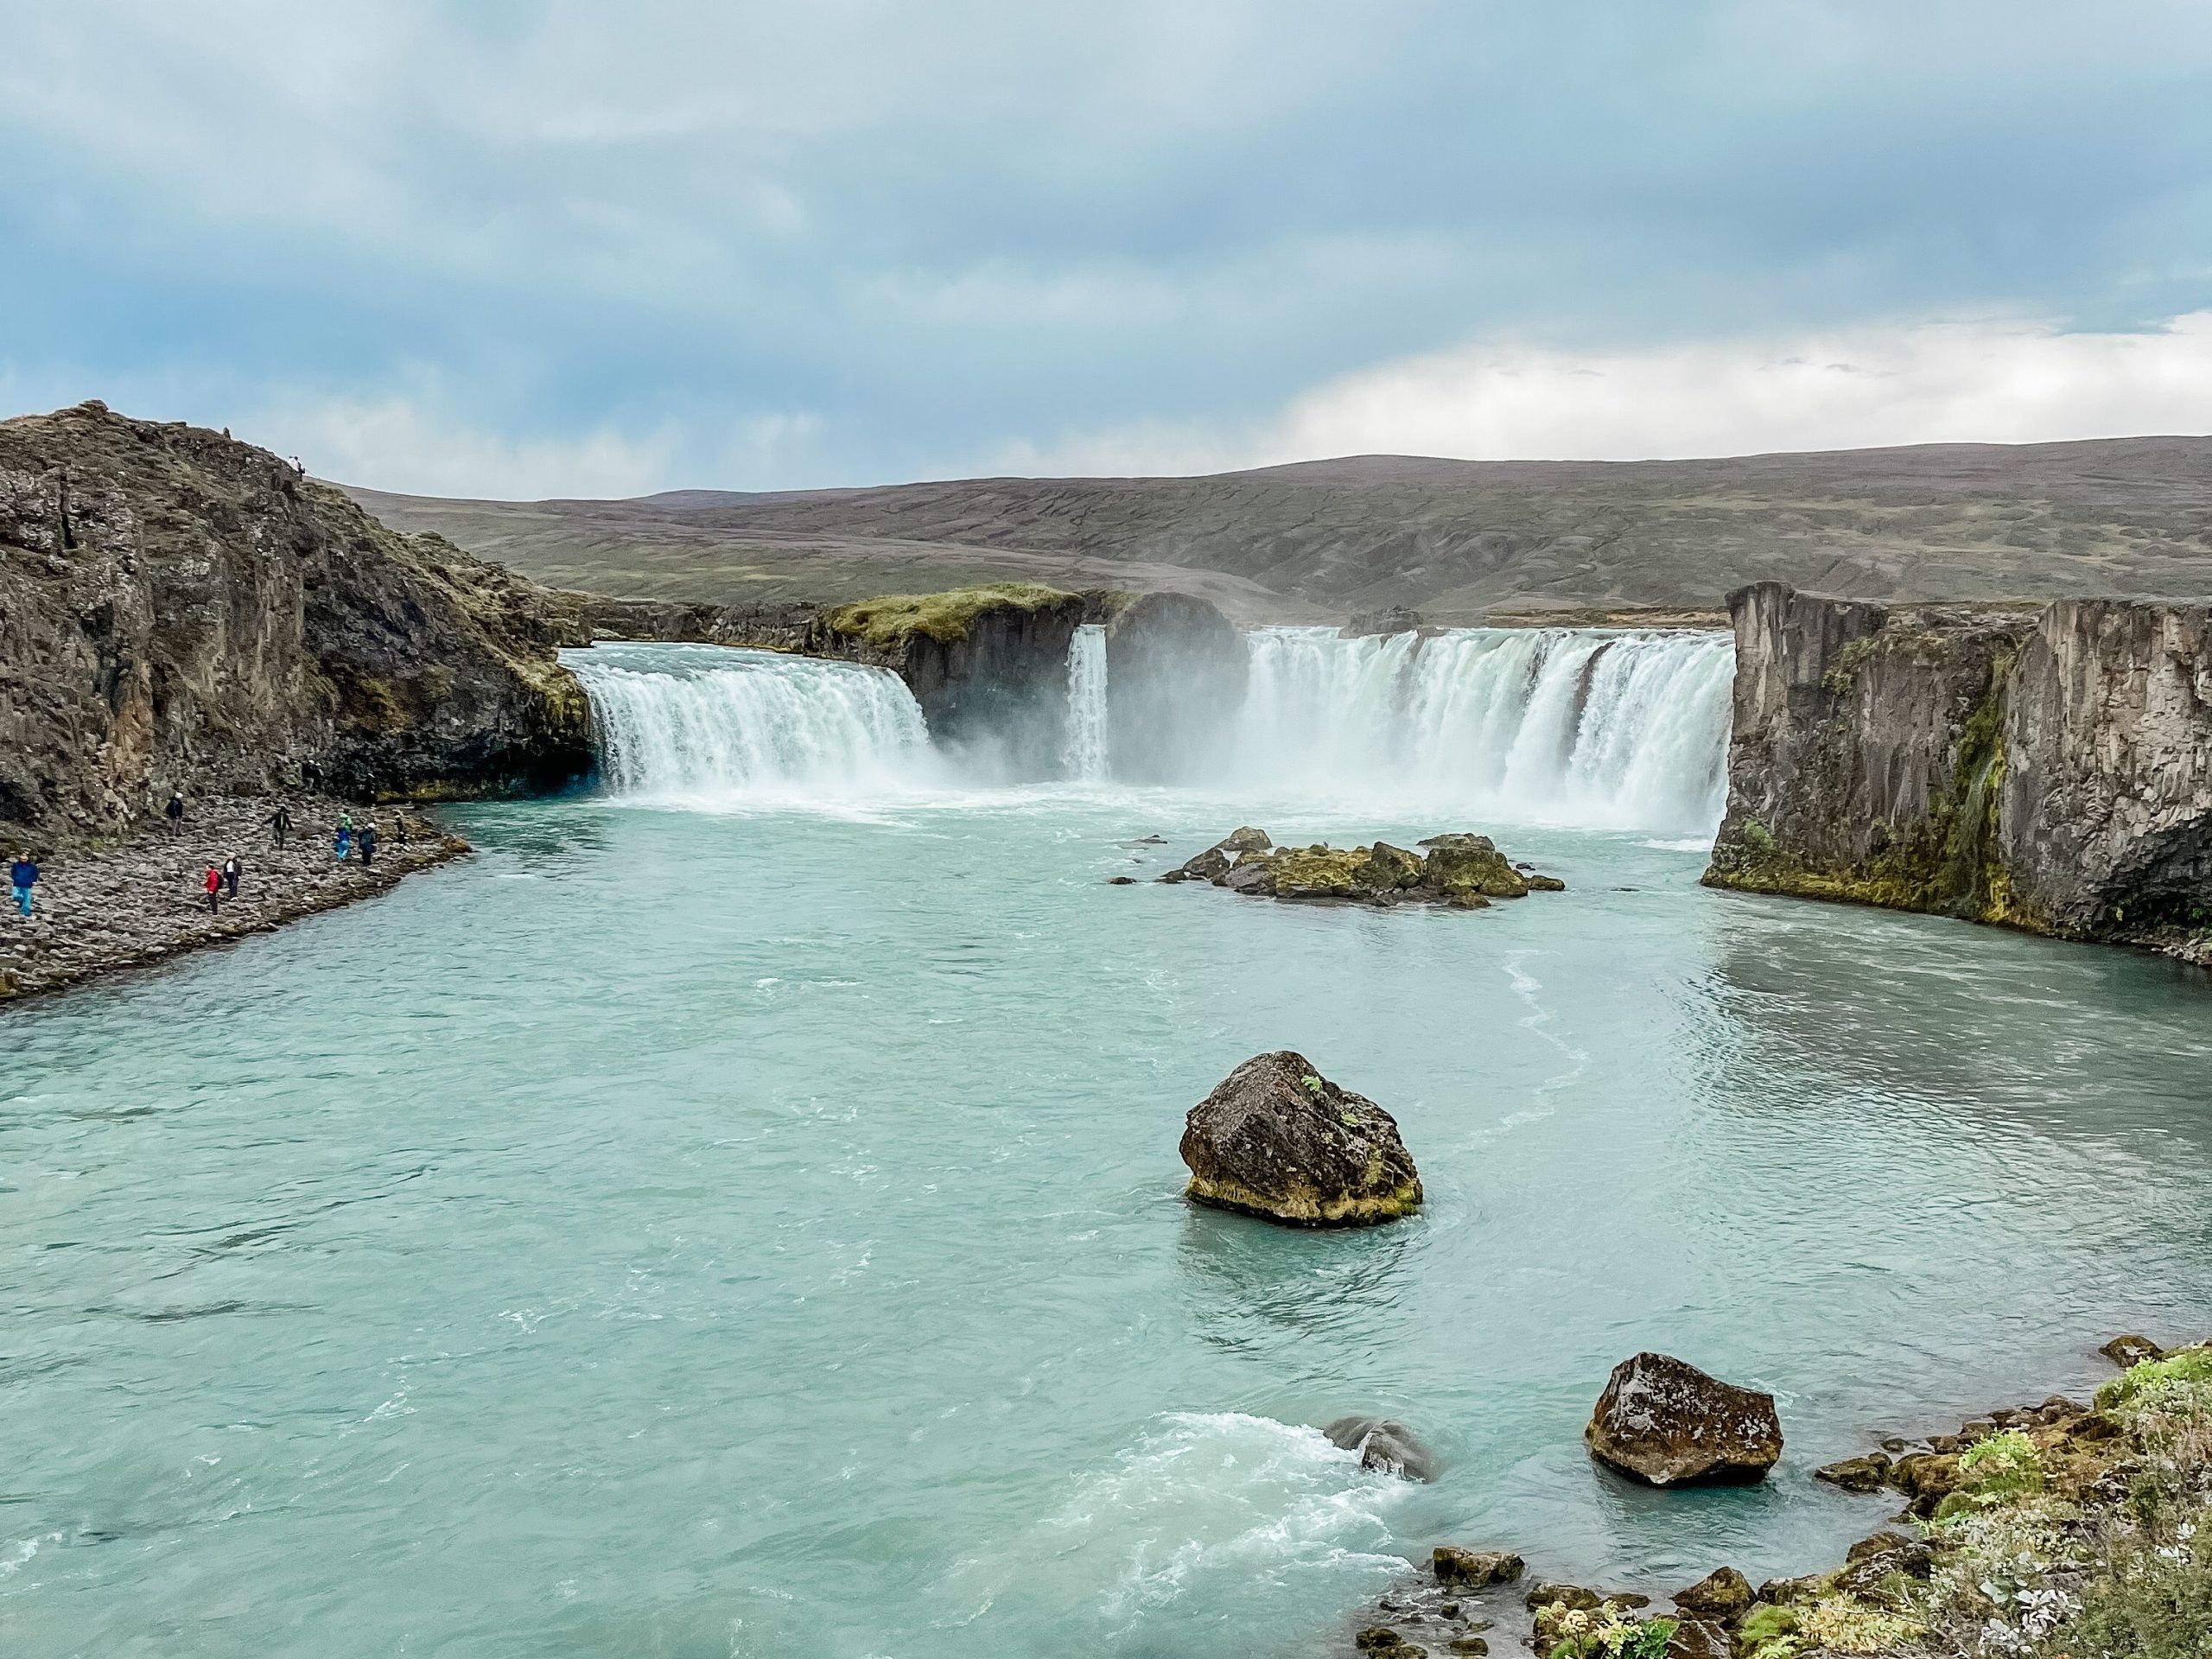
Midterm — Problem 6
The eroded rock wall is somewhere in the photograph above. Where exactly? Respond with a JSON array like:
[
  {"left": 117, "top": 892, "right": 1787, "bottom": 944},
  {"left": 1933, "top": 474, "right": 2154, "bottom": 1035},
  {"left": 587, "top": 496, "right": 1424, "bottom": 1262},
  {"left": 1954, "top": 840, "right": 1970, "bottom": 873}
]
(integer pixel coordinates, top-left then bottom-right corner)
[
  {"left": 1705, "top": 581, "right": 2212, "bottom": 964},
  {"left": 1104, "top": 591, "right": 1248, "bottom": 784},
  {"left": 0, "top": 402, "right": 593, "bottom": 841}
]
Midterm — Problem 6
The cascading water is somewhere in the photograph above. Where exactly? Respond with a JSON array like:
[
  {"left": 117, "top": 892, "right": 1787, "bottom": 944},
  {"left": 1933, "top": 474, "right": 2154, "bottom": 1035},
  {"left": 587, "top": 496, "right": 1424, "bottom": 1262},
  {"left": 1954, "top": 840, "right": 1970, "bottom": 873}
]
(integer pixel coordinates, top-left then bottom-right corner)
[
  {"left": 1063, "top": 624, "right": 1109, "bottom": 783},
  {"left": 1230, "top": 626, "right": 1734, "bottom": 836},
  {"left": 564, "top": 641, "right": 932, "bottom": 804}
]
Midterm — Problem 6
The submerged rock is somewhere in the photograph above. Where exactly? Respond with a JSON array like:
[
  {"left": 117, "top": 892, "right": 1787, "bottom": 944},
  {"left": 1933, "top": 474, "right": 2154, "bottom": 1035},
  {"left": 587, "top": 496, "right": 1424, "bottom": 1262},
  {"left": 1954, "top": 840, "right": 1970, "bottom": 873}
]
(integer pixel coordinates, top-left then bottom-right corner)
[
  {"left": 1179, "top": 1051, "right": 1422, "bottom": 1227},
  {"left": 1585, "top": 1352, "right": 1783, "bottom": 1486},
  {"left": 2100, "top": 1333, "right": 2164, "bottom": 1369},
  {"left": 1813, "top": 1451, "right": 1891, "bottom": 1491},
  {"left": 1324, "top": 1415, "right": 1438, "bottom": 1481}
]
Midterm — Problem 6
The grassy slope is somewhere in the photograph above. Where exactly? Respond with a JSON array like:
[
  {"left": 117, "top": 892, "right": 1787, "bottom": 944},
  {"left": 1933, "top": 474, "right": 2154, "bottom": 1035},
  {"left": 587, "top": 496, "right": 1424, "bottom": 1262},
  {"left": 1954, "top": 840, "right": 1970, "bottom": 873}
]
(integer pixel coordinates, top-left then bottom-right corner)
[{"left": 345, "top": 436, "right": 2212, "bottom": 622}]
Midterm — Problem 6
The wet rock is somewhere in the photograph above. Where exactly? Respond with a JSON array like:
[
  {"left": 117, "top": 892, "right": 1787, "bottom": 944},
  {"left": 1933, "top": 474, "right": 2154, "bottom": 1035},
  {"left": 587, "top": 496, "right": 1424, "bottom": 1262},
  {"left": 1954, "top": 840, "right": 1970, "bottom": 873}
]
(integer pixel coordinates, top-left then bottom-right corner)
[
  {"left": 1666, "top": 1615, "right": 1732, "bottom": 1659},
  {"left": 1418, "top": 834, "right": 1532, "bottom": 899},
  {"left": 1179, "top": 846, "right": 1233, "bottom": 882},
  {"left": 1585, "top": 1353, "right": 1783, "bottom": 1487},
  {"left": 1179, "top": 1051, "right": 1422, "bottom": 1227},
  {"left": 1342, "top": 605, "right": 1427, "bottom": 639},
  {"left": 1446, "top": 1637, "right": 1490, "bottom": 1656},
  {"left": 1886, "top": 1451, "right": 1961, "bottom": 1509},
  {"left": 1526, "top": 1584, "right": 1605, "bottom": 1614},
  {"left": 1106, "top": 876, "right": 1136, "bottom": 886},
  {"left": 1671, "top": 1567, "right": 1753, "bottom": 1623},
  {"left": 2101, "top": 1333, "right": 2164, "bottom": 1369},
  {"left": 1813, "top": 1452, "right": 1891, "bottom": 1491},
  {"left": 1219, "top": 825, "right": 1272, "bottom": 853},
  {"left": 1220, "top": 861, "right": 1276, "bottom": 896},
  {"left": 1355, "top": 1627, "right": 1412, "bottom": 1652},
  {"left": 1432, "top": 1547, "right": 1523, "bottom": 1588},
  {"left": 1755, "top": 1576, "right": 1826, "bottom": 1606},
  {"left": 1325, "top": 1416, "right": 1439, "bottom": 1481}
]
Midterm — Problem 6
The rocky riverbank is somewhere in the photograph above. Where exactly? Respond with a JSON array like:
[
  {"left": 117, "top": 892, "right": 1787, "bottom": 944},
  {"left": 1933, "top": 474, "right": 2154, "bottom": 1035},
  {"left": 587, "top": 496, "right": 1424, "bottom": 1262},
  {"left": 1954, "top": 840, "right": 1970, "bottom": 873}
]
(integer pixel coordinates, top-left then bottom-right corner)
[
  {"left": 1328, "top": 1334, "right": 2212, "bottom": 1659},
  {"left": 0, "top": 796, "right": 462, "bottom": 1002}
]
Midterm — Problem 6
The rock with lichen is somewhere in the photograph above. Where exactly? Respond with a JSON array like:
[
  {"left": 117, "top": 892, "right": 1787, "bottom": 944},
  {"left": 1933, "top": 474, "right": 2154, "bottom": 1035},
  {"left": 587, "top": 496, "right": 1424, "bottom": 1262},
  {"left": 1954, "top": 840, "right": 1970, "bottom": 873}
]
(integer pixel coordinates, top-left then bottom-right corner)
[
  {"left": 1585, "top": 1352, "right": 1783, "bottom": 1486},
  {"left": 1180, "top": 1051, "right": 1421, "bottom": 1227}
]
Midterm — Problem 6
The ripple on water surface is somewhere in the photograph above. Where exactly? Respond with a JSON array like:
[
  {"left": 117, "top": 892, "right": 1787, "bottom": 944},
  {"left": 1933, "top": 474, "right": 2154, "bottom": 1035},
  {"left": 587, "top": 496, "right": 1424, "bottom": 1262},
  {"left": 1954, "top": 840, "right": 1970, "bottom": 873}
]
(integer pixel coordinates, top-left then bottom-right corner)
[{"left": 3, "top": 793, "right": 2210, "bottom": 1657}]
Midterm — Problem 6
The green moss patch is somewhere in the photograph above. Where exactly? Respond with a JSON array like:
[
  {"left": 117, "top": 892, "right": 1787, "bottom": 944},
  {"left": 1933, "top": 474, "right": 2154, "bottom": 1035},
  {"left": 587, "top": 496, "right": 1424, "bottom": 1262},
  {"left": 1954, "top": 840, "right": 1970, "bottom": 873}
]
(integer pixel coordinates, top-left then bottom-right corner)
[{"left": 825, "top": 582, "right": 1078, "bottom": 649}]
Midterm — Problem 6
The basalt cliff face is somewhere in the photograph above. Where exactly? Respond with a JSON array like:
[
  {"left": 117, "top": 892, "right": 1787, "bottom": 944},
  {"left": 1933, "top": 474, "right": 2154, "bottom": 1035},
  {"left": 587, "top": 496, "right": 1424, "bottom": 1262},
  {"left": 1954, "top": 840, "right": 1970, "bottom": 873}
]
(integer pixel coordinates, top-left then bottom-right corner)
[
  {"left": 1705, "top": 582, "right": 2212, "bottom": 965},
  {"left": 0, "top": 403, "right": 593, "bottom": 842}
]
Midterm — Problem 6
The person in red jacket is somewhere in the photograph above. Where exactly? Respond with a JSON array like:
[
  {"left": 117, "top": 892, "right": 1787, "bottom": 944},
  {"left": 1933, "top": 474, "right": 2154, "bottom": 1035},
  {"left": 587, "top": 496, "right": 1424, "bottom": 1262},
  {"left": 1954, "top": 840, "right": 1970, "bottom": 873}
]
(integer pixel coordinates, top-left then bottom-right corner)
[{"left": 203, "top": 863, "right": 222, "bottom": 914}]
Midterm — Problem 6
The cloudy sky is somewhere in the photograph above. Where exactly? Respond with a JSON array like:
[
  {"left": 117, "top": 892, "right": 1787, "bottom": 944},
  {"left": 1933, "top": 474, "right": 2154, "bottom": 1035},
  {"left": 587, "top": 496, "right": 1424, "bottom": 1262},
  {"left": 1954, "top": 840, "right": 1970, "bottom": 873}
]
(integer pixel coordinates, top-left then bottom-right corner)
[{"left": 5, "top": 2, "right": 2212, "bottom": 496}]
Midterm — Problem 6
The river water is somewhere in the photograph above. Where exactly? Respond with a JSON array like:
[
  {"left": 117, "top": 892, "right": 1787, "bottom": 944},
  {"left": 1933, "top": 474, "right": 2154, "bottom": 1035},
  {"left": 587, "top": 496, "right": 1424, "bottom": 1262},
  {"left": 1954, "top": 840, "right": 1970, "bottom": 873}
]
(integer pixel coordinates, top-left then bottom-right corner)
[{"left": 5, "top": 638, "right": 2210, "bottom": 1658}]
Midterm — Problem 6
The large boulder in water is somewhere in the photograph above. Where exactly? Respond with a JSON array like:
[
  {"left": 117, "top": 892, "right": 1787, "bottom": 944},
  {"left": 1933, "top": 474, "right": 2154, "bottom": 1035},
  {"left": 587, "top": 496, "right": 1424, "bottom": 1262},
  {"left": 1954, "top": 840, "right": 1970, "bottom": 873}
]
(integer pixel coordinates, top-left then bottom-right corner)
[
  {"left": 1585, "top": 1353, "right": 1783, "bottom": 1486},
  {"left": 1180, "top": 1052, "right": 1422, "bottom": 1227},
  {"left": 1418, "top": 834, "right": 1531, "bottom": 899},
  {"left": 1323, "top": 1415, "right": 1438, "bottom": 1480}
]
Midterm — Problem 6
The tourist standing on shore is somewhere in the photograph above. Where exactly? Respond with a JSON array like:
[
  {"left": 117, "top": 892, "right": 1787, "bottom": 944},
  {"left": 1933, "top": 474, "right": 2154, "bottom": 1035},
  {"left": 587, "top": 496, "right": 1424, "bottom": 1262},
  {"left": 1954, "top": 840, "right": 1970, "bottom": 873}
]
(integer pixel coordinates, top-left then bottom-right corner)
[
  {"left": 269, "top": 802, "right": 291, "bottom": 848},
  {"left": 222, "top": 856, "right": 240, "bottom": 899},
  {"left": 165, "top": 790, "right": 184, "bottom": 837},
  {"left": 359, "top": 822, "right": 378, "bottom": 867},
  {"left": 334, "top": 821, "right": 352, "bottom": 862},
  {"left": 202, "top": 863, "right": 222, "bottom": 913},
  {"left": 10, "top": 854, "right": 37, "bottom": 918}
]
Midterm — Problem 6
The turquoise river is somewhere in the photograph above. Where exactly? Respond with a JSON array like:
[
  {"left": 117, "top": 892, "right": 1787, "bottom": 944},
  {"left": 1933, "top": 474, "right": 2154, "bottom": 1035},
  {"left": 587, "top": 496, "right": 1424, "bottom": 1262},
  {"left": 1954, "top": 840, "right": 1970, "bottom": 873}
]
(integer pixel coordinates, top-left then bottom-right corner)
[{"left": 4, "top": 637, "right": 2209, "bottom": 1658}]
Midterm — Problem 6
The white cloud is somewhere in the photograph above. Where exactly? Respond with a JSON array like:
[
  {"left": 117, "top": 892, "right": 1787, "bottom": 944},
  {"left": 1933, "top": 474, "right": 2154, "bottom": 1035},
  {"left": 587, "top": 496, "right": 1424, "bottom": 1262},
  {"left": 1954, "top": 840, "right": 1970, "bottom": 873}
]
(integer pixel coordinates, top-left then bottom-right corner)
[{"left": 1003, "top": 311, "right": 2212, "bottom": 476}]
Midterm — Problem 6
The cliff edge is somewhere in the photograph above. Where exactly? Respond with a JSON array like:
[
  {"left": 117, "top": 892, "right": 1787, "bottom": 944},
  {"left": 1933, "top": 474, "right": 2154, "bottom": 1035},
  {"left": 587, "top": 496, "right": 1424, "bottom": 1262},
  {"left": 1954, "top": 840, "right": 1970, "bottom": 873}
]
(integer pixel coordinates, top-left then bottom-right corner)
[
  {"left": 0, "top": 402, "right": 593, "bottom": 841},
  {"left": 1704, "top": 581, "right": 2212, "bottom": 966}
]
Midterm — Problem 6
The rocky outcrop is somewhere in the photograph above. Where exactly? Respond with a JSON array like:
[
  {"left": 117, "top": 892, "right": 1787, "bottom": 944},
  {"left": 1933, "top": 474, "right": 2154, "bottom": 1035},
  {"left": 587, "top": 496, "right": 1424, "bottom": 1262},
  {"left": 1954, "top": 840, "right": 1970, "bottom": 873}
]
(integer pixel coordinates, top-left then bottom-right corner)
[
  {"left": 816, "top": 583, "right": 1086, "bottom": 775},
  {"left": 1103, "top": 591, "right": 1249, "bottom": 783},
  {"left": 1704, "top": 581, "right": 2212, "bottom": 966},
  {"left": 1157, "top": 828, "right": 1565, "bottom": 908},
  {"left": 1324, "top": 1416, "right": 1439, "bottom": 1481},
  {"left": 1342, "top": 604, "right": 1426, "bottom": 639},
  {"left": 1179, "top": 1050, "right": 1422, "bottom": 1227},
  {"left": 1584, "top": 1352, "right": 1783, "bottom": 1486},
  {"left": 0, "top": 402, "right": 592, "bottom": 840}
]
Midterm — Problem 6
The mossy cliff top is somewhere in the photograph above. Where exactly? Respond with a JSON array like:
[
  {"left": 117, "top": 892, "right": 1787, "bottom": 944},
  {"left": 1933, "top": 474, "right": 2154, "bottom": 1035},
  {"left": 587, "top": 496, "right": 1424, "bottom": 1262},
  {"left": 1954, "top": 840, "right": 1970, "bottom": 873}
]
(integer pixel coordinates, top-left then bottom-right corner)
[{"left": 825, "top": 583, "right": 1080, "bottom": 649}]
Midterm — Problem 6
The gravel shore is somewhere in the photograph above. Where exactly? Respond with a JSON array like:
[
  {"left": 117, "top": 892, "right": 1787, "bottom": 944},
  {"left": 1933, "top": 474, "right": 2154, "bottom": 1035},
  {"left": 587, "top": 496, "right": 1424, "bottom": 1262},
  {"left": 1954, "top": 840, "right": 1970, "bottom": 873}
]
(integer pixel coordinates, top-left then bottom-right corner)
[{"left": 0, "top": 796, "right": 467, "bottom": 1003}]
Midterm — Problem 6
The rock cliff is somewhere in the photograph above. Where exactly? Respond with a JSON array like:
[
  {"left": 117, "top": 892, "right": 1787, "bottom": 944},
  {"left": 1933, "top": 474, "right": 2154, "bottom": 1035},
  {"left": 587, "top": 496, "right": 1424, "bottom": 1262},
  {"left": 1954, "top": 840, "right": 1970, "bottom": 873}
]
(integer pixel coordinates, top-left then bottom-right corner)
[
  {"left": 1705, "top": 582, "right": 2212, "bottom": 965},
  {"left": 0, "top": 402, "right": 592, "bottom": 841},
  {"left": 1103, "top": 591, "right": 1248, "bottom": 783}
]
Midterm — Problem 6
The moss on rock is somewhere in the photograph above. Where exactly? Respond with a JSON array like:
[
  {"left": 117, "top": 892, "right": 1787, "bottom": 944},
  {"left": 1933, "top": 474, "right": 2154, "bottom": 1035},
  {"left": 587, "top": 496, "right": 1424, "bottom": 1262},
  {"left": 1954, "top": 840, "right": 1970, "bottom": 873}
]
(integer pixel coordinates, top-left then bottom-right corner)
[{"left": 825, "top": 582, "right": 1079, "bottom": 649}]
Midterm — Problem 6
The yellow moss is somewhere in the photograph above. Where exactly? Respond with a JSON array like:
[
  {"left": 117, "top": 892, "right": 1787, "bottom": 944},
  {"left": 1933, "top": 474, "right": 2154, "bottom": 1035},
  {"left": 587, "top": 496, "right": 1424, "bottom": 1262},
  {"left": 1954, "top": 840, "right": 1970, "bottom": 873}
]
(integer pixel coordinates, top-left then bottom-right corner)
[{"left": 826, "top": 583, "right": 1078, "bottom": 648}]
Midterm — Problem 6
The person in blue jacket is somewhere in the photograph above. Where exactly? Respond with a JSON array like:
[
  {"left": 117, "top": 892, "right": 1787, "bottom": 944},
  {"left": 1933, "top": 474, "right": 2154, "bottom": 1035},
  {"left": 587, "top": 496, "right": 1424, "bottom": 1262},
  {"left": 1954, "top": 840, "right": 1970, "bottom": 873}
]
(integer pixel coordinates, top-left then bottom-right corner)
[{"left": 10, "top": 854, "right": 40, "bottom": 917}]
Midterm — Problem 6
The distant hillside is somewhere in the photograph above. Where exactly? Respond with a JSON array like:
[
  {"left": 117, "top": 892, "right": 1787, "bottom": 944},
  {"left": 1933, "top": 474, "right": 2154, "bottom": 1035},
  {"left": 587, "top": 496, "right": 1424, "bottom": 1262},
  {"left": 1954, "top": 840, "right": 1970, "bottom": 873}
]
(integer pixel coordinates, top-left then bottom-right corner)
[{"left": 346, "top": 436, "right": 2212, "bottom": 623}]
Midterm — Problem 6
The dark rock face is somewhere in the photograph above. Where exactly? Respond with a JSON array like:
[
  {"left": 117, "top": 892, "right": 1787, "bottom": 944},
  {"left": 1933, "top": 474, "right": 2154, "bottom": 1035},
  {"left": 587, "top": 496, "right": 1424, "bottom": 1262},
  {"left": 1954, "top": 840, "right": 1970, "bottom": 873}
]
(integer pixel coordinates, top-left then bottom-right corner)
[
  {"left": 817, "top": 585, "right": 1088, "bottom": 777},
  {"left": 1585, "top": 1352, "right": 1783, "bottom": 1486},
  {"left": 1179, "top": 1050, "right": 1422, "bottom": 1227},
  {"left": 0, "top": 403, "right": 592, "bottom": 840},
  {"left": 1342, "top": 605, "right": 1427, "bottom": 639},
  {"left": 1704, "top": 581, "right": 2212, "bottom": 966},
  {"left": 1432, "top": 1547, "right": 1524, "bottom": 1588},
  {"left": 1103, "top": 591, "right": 1249, "bottom": 783},
  {"left": 1324, "top": 1415, "right": 1438, "bottom": 1481}
]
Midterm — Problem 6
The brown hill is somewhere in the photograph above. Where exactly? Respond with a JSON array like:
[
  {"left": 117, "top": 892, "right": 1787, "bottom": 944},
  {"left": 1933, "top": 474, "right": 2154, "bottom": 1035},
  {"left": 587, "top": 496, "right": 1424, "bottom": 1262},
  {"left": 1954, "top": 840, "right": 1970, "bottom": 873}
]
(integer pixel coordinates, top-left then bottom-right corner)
[{"left": 346, "top": 435, "right": 2212, "bottom": 623}]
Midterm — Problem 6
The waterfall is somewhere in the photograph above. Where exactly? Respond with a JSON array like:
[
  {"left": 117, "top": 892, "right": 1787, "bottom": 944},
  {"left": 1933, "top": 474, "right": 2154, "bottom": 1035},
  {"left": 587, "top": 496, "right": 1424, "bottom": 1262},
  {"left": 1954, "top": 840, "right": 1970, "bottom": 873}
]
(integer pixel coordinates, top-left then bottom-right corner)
[
  {"left": 564, "top": 642, "right": 932, "bottom": 804},
  {"left": 1063, "top": 625, "right": 1109, "bottom": 782},
  {"left": 1230, "top": 626, "right": 1734, "bottom": 836}
]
